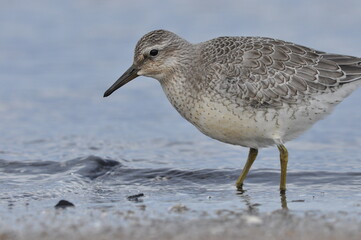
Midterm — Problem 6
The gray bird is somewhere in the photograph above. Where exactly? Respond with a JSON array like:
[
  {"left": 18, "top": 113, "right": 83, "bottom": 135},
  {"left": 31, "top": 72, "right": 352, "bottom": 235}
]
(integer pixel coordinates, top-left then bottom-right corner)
[{"left": 104, "top": 30, "right": 361, "bottom": 193}]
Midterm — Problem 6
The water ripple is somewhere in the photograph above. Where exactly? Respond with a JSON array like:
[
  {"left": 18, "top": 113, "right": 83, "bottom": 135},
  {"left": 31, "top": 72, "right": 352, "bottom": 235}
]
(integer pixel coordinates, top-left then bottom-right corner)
[{"left": 1, "top": 156, "right": 360, "bottom": 188}]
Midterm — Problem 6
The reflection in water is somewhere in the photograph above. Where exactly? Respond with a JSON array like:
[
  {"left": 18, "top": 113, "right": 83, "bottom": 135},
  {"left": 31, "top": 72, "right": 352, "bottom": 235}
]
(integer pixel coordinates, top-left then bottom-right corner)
[
  {"left": 280, "top": 193, "right": 288, "bottom": 210},
  {"left": 236, "top": 190, "right": 260, "bottom": 214},
  {"left": 236, "top": 189, "right": 289, "bottom": 212}
]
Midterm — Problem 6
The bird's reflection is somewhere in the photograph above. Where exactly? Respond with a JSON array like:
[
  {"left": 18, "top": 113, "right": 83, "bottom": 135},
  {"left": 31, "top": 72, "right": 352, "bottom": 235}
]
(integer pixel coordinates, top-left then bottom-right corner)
[
  {"left": 280, "top": 192, "right": 288, "bottom": 210},
  {"left": 236, "top": 189, "right": 289, "bottom": 212}
]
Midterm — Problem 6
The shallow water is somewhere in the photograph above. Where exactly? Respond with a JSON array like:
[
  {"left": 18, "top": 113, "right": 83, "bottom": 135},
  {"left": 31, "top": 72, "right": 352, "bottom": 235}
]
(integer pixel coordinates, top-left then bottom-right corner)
[{"left": 1, "top": 0, "right": 361, "bottom": 239}]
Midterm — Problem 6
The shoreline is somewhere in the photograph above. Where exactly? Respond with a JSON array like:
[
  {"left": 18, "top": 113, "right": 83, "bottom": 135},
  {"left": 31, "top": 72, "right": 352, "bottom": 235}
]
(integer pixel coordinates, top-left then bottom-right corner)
[{"left": 1, "top": 208, "right": 360, "bottom": 240}]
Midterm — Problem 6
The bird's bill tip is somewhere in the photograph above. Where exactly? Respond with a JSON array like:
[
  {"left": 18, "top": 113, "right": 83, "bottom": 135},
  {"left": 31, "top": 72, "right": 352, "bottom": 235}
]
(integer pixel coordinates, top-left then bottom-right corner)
[
  {"left": 103, "top": 90, "right": 112, "bottom": 98},
  {"left": 103, "top": 65, "right": 139, "bottom": 97}
]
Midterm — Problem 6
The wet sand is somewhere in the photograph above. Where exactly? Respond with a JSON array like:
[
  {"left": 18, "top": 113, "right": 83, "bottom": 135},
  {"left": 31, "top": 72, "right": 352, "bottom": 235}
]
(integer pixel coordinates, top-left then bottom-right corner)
[{"left": 1, "top": 208, "right": 360, "bottom": 240}]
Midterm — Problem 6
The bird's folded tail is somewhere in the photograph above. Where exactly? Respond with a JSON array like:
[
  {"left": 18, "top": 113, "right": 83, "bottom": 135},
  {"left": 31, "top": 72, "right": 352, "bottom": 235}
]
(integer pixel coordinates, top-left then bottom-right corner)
[{"left": 322, "top": 54, "right": 361, "bottom": 83}]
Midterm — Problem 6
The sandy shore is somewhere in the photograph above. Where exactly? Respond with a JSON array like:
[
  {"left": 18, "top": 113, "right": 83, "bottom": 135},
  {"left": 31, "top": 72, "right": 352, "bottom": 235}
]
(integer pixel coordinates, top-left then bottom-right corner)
[{"left": 1, "top": 208, "right": 360, "bottom": 240}]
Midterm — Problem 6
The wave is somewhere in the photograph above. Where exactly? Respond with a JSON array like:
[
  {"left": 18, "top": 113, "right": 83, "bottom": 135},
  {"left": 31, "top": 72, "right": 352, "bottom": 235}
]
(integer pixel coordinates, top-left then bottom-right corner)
[{"left": 1, "top": 156, "right": 360, "bottom": 187}]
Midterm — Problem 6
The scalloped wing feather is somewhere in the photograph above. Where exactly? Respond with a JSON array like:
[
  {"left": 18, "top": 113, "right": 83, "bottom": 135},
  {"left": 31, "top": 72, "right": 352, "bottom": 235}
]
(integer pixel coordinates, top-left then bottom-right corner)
[{"left": 202, "top": 37, "right": 361, "bottom": 107}]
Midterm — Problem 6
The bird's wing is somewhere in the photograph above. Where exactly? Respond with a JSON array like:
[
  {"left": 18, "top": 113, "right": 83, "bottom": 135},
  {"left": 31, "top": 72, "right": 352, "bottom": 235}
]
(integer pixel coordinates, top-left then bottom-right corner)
[{"left": 201, "top": 37, "right": 361, "bottom": 107}]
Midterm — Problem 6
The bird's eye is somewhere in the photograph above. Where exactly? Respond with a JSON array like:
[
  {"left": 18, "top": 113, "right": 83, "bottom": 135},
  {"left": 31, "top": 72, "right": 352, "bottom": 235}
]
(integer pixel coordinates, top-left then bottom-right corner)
[{"left": 149, "top": 49, "right": 158, "bottom": 56}]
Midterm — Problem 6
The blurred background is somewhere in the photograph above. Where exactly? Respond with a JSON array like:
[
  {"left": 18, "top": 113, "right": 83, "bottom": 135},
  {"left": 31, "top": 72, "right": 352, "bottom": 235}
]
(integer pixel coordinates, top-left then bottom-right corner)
[
  {"left": 1, "top": 0, "right": 360, "bottom": 161},
  {"left": 0, "top": 0, "right": 361, "bottom": 216}
]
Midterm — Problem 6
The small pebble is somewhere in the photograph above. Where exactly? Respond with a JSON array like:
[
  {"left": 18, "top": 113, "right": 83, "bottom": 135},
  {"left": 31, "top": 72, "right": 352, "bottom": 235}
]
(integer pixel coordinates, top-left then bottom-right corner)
[
  {"left": 54, "top": 200, "right": 75, "bottom": 209},
  {"left": 169, "top": 204, "right": 189, "bottom": 213},
  {"left": 127, "top": 193, "right": 145, "bottom": 202},
  {"left": 243, "top": 215, "right": 263, "bottom": 225}
]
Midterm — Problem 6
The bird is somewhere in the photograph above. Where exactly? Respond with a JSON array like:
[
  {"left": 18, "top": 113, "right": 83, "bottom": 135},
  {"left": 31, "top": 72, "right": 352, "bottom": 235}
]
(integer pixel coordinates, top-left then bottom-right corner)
[{"left": 104, "top": 30, "right": 361, "bottom": 193}]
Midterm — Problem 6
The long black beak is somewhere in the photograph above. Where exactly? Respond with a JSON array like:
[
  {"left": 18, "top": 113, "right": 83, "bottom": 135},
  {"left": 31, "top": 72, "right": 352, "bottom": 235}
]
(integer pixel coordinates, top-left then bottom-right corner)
[{"left": 103, "top": 65, "right": 139, "bottom": 97}]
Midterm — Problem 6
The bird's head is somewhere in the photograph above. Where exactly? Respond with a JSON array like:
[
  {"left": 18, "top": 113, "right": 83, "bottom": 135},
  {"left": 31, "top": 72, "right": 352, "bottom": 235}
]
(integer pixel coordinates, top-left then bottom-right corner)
[{"left": 104, "top": 30, "right": 191, "bottom": 97}]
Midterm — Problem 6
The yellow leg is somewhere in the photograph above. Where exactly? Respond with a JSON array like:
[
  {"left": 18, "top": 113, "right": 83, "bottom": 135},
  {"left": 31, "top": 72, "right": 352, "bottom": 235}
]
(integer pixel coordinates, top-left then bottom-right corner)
[
  {"left": 277, "top": 144, "right": 288, "bottom": 193},
  {"left": 235, "top": 148, "right": 258, "bottom": 190}
]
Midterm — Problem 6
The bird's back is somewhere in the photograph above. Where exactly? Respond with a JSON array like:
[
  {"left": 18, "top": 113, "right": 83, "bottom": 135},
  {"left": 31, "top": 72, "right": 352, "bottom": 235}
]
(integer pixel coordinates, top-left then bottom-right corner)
[{"left": 195, "top": 36, "right": 361, "bottom": 108}]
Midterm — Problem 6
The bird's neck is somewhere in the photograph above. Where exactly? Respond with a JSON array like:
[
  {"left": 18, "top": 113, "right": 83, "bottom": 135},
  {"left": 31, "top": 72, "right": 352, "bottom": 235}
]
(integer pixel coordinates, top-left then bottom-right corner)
[{"left": 159, "top": 61, "right": 204, "bottom": 121}]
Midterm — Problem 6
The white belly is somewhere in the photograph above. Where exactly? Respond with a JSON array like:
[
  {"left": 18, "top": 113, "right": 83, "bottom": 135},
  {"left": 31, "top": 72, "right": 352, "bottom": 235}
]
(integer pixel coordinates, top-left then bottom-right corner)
[
  {"left": 180, "top": 96, "right": 331, "bottom": 149},
  {"left": 184, "top": 97, "right": 281, "bottom": 148}
]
